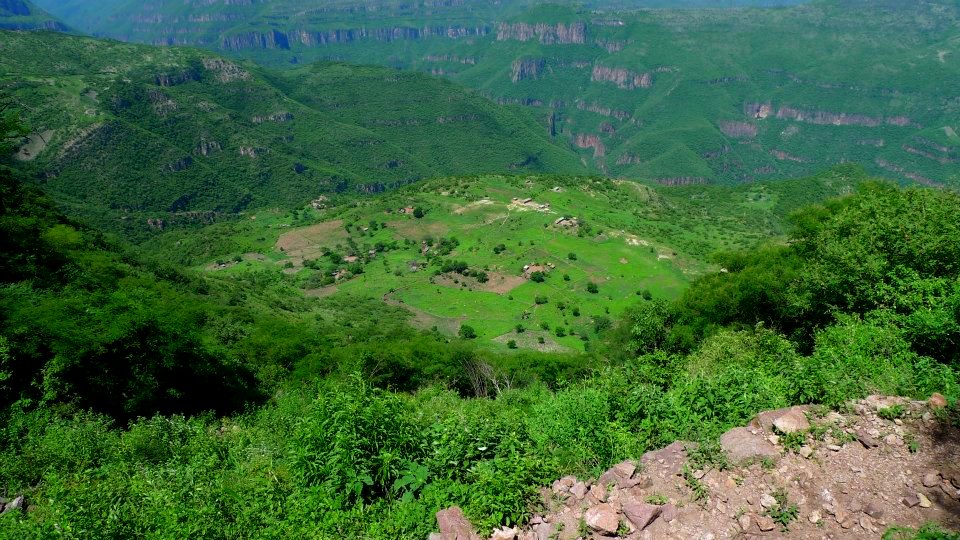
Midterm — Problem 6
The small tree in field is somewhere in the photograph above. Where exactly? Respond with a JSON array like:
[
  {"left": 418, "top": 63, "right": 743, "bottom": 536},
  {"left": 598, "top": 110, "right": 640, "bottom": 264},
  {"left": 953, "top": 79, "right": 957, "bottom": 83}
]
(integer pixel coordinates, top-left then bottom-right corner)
[
  {"left": 459, "top": 325, "right": 477, "bottom": 339},
  {"left": 587, "top": 282, "right": 599, "bottom": 294}
]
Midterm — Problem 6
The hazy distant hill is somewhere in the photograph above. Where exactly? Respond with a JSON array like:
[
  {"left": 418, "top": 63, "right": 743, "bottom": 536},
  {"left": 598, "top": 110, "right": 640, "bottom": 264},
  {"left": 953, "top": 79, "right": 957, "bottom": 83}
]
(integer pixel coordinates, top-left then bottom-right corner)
[
  {"left": 29, "top": 0, "right": 960, "bottom": 187},
  {"left": 0, "top": 0, "right": 68, "bottom": 30}
]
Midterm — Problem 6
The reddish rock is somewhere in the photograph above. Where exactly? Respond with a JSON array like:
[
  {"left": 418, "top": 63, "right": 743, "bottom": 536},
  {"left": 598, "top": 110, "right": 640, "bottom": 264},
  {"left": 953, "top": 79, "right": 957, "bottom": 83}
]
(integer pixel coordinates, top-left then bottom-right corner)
[
  {"left": 640, "top": 441, "right": 689, "bottom": 477},
  {"left": 773, "top": 408, "right": 810, "bottom": 434},
  {"left": 584, "top": 503, "right": 620, "bottom": 535},
  {"left": 622, "top": 502, "right": 662, "bottom": 530},
  {"left": 436, "top": 507, "right": 480, "bottom": 540},
  {"left": 570, "top": 481, "right": 587, "bottom": 499},
  {"left": 752, "top": 405, "right": 809, "bottom": 433},
  {"left": 929, "top": 393, "right": 948, "bottom": 409},
  {"left": 660, "top": 503, "right": 678, "bottom": 522},
  {"left": 756, "top": 515, "right": 777, "bottom": 531},
  {"left": 720, "top": 427, "right": 779, "bottom": 465},
  {"left": 490, "top": 526, "right": 519, "bottom": 540}
]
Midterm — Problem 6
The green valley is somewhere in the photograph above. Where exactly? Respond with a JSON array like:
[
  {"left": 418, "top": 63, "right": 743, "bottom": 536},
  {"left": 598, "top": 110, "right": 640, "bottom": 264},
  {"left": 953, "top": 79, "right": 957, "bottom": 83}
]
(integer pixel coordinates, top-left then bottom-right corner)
[
  {"left": 148, "top": 169, "right": 861, "bottom": 352},
  {"left": 0, "top": 2, "right": 958, "bottom": 539},
  {"left": 28, "top": 0, "right": 960, "bottom": 187}
]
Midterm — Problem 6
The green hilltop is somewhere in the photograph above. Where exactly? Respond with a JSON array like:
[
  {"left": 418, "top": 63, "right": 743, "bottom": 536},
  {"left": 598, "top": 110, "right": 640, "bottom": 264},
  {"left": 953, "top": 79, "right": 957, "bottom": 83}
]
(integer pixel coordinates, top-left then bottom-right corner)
[{"left": 1, "top": 30, "right": 586, "bottom": 221}]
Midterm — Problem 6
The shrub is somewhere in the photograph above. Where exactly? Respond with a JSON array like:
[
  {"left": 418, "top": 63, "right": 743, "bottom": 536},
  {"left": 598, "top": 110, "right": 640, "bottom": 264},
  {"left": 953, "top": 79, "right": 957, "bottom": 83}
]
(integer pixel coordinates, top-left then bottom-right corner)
[
  {"left": 459, "top": 326, "right": 478, "bottom": 340},
  {"left": 586, "top": 282, "right": 599, "bottom": 294}
]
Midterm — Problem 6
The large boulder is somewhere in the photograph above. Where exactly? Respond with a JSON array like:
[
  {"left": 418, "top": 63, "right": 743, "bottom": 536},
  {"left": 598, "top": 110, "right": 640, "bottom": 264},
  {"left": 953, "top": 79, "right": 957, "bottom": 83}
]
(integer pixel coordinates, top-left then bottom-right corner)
[
  {"left": 773, "top": 408, "right": 810, "bottom": 434},
  {"left": 584, "top": 503, "right": 620, "bottom": 535},
  {"left": 622, "top": 502, "right": 662, "bottom": 530},
  {"left": 640, "top": 440, "right": 690, "bottom": 478},
  {"left": 751, "top": 405, "right": 809, "bottom": 434},
  {"left": 720, "top": 427, "right": 779, "bottom": 466}
]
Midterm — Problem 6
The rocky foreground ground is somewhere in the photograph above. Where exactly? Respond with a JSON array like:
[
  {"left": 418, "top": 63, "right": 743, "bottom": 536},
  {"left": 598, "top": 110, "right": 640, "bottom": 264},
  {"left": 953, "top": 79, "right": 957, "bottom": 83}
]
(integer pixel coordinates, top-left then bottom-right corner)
[{"left": 432, "top": 395, "right": 960, "bottom": 539}]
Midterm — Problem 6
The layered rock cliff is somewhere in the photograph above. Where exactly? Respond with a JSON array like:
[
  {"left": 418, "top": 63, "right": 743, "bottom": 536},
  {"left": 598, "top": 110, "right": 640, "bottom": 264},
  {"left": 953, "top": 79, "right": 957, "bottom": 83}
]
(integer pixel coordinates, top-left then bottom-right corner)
[
  {"left": 591, "top": 65, "right": 652, "bottom": 90},
  {"left": 495, "top": 22, "right": 586, "bottom": 44}
]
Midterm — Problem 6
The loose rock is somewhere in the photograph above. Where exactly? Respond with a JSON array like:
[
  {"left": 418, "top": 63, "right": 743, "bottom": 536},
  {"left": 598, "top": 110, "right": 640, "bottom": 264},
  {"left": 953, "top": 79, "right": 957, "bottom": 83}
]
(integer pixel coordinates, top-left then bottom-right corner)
[
  {"left": 584, "top": 503, "right": 620, "bottom": 535},
  {"left": 756, "top": 515, "right": 777, "bottom": 532},
  {"left": 929, "top": 393, "right": 948, "bottom": 409},
  {"left": 774, "top": 408, "right": 811, "bottom": 434},
  {"left": 436, "top": 507, "right": 481, "bottom": 540},
  {"left": 622, "top": 502, "right": 662, "bottom": 531},
  {"left": 720, "top": 427, "right": 779, "bottom": 466}
]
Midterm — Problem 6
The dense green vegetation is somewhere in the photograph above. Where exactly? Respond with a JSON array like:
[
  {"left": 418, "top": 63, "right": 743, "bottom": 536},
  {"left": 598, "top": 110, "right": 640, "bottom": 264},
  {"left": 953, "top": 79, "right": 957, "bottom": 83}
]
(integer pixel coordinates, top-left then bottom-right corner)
[
  {"left": 0, "top": 142, "right": 957, "bottom": 536},
  {"left": 135, "top": 168, "right": 862, "bottom": 352},
  {"left": 27, "top": 0, "right": 960, "bottom": 187},
  {"left": 0, "top": 30, "right": 584, "bottom": 231},
  {"left": 1, "top": 3, "right": 959, "bottom": 537}
]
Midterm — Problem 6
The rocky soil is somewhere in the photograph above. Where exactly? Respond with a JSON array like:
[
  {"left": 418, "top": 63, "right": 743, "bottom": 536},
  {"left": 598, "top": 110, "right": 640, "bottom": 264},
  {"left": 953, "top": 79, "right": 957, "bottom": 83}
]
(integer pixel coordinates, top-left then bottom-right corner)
[{"left": 433, "top": 394, "right": 960, "bottom": 540}]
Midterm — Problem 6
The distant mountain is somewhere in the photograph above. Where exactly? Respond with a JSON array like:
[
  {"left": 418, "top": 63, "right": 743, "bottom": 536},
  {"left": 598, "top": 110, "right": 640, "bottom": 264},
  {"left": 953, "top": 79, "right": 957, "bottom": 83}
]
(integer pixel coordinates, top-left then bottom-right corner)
[
  {"left": 0, "top": 0, "right": 68, "bottom": 30},
  {"left": 27, "top": 0, "right": 960, "bottom": 187},
  {"left": 2, "top": 30, "right": 585, "bottom": 221}
]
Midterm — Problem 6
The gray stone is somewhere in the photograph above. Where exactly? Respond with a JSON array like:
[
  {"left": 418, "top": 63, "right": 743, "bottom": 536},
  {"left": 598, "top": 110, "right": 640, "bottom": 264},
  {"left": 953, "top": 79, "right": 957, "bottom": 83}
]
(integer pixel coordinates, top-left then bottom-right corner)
[
  {"left": 1, "top": 496, "right": 23, "bottom": 516},
  {"left": 799, "top": 445, "right": 814, "bottom": 458},
  {"left": 720, "top": 427, "right": 779, "bottom": 466},
  {"left": 902, "top": 494, "right": 920, "bottom": 508},
  {"left": 622, "top": 502, "right": 662, "bottom": 531},
  {"left": 760, "top": 494, "right": 777, "bottom": 509}
]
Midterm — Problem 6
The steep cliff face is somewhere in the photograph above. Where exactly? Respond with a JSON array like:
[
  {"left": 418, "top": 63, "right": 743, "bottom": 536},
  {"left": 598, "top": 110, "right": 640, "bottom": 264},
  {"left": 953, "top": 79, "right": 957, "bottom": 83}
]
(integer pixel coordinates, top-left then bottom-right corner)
[
  {"left": 221, "top": 25, "right": 489, "bottom": 50},
  {"left": 591, "top": 65, "right": 652, "bottom": 90},
  {"left": 746, "top": 101, "right": 915, "bottom": 128},
  {"left": 719, "top": 121, "right": 757, "bottom": 139},
  {"left": 221, "top": 29, "right": 290, "bottom": 50},
  {"left": 496, "top": 22, "right": 586, "bottom": 44},
  {"left": 576, "top": 101, "right": 631, "bottom": 121},
  {"left": 574, "top": 133, "right": 605, "bottom": 157},
  {"left": 511, "top": 58, "right": 546, "bottom": 83},
  {"left": 657, "top": 177, "right": 709, "bottom": 186}
]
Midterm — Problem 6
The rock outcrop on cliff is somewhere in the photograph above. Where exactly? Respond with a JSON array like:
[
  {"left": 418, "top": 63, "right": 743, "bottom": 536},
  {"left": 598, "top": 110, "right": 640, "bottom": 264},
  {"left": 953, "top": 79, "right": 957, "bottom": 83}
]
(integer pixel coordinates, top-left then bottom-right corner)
[
  {"left": 432, "top": 395, "right": 959, "bottom": 539},
  {"left": 496, "top": 22, "right": 586, "bottom": 44}
]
